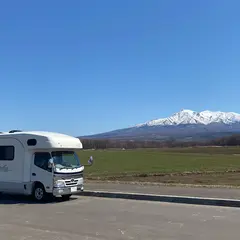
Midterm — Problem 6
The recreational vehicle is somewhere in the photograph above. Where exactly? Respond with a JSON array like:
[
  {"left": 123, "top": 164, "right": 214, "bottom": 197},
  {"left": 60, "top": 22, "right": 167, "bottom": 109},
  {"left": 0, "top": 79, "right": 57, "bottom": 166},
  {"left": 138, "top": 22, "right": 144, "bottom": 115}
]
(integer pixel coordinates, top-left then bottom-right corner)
[{"left": 0, "top": 130, "right": 93, "bottom": 201}]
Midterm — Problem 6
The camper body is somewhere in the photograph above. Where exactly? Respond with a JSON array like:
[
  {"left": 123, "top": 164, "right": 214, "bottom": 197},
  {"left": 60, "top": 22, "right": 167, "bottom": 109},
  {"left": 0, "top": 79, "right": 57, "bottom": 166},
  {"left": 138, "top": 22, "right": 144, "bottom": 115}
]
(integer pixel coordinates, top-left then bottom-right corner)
[{"left": 0, "top": 131, "right": 89, "bottom": 201}]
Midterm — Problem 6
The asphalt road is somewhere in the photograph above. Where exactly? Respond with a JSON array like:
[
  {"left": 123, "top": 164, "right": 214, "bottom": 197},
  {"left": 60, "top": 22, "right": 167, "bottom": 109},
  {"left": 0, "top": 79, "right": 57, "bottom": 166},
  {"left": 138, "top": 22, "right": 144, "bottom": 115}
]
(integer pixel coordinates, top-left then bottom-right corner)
[
  {"left": 0, "top": 195, "right": 240, "bottom": 239},
  {"left": 86, "top": 182, "right": 240, "bottom": 199}
]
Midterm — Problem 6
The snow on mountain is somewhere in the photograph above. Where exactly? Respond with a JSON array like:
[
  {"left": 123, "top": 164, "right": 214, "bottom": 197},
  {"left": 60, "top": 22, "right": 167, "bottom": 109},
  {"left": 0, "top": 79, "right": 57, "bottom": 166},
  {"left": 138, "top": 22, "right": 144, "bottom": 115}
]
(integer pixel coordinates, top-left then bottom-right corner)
[
  {"left": 83, "top": 109, "right": 240, "bottom": 141},
  {"left": 136, "top": 109, "right": 240, "bottom": 127}
]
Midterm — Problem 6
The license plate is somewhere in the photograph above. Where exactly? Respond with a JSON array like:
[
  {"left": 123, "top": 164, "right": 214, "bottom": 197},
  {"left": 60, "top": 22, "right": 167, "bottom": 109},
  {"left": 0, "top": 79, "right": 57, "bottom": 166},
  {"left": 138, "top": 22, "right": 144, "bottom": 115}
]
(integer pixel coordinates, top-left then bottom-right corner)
[{"left": 71, "top": 187, "right": 77, "bottom": 192}]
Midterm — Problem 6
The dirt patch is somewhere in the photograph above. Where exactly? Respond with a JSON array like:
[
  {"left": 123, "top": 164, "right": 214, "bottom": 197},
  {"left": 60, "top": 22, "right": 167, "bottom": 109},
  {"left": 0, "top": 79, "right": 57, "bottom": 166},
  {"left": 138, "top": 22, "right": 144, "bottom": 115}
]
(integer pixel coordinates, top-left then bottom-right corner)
[{"left": 86, "top": 171, "right": 240, "bottom": 186}]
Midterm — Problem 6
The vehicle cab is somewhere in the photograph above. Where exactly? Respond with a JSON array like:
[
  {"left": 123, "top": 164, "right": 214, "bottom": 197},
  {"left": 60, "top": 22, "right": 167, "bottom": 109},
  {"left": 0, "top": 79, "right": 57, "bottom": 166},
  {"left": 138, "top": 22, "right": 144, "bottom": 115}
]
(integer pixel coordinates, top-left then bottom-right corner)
[{"left": 27, "top": 131, "right": 93, "bottom": 201}]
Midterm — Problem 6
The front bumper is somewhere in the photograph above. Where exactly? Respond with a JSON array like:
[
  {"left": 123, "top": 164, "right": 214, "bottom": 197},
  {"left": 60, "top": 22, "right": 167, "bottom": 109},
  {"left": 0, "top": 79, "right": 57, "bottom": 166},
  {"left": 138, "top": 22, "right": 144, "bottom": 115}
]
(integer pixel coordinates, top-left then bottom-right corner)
[{"left": 53, "top": 184, "right": 84, "bottom": 196}]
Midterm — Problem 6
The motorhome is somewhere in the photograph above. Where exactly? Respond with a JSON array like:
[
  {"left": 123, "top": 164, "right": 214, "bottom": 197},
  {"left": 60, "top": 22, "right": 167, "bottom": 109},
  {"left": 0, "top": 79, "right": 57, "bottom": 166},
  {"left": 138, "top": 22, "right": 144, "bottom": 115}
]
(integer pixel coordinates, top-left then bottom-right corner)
[{"left": 0, "top": 130, "right": 93, "bottom": 201}]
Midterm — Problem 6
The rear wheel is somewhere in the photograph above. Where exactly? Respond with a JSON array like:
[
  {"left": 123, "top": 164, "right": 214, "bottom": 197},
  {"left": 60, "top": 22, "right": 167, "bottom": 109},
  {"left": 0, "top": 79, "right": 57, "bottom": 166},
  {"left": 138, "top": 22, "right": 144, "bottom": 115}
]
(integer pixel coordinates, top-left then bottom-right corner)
[
  {"left": 61, "top": 194, "right": 72, "bottom": 201},
  {"left": 32, "top": 183, "right": 46, "bottom": 202}
]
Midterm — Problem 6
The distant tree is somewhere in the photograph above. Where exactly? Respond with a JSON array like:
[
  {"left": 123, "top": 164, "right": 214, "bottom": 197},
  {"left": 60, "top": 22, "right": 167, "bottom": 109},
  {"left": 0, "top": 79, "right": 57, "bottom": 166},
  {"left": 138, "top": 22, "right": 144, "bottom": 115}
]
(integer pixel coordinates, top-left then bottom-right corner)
[{"left": 80, "top": 133, "right": 240, "bottom": 150}]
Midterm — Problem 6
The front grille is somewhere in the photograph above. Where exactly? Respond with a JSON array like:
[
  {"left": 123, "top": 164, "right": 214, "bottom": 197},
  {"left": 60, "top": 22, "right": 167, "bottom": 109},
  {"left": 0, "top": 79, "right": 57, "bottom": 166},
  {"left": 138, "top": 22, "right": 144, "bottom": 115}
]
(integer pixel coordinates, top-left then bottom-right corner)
[
  {"left": 56, "top": 173, "right": 83, "bottom": 180},
  {"left": 65, "top": 179, "right": 78, "bottom": 186}
]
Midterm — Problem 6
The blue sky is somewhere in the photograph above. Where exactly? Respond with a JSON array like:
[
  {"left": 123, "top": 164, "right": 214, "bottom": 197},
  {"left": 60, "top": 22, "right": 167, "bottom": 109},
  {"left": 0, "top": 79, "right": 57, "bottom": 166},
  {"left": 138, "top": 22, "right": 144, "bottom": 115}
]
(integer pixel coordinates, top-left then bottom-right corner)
[{"left": 0, "top": 0, "right": 239, "bottom": 136}]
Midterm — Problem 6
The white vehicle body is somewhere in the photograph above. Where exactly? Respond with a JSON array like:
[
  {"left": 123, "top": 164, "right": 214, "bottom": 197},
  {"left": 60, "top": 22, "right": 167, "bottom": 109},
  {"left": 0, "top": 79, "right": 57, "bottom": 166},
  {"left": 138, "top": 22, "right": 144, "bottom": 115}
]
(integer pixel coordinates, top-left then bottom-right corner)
[{"left": 0, "top": 130, "right": 88, "bottom": 200}]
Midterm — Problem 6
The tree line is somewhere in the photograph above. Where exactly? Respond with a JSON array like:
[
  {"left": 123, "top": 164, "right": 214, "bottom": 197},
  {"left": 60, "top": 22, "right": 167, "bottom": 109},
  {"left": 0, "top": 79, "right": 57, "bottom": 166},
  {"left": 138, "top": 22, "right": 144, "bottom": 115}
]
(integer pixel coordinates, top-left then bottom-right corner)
[{"left": 80, "top": 134, "right": 240, "bottom": 149}]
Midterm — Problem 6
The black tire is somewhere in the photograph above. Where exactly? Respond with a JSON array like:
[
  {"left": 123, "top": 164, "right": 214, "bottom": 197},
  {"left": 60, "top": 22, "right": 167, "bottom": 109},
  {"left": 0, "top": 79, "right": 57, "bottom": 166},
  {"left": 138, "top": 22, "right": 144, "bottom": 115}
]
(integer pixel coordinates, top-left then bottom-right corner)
[
  {"left": 61, "top": 194, "right": 72, "bottom": 201},
  {"left": 32, "top": 183, "right": 46, "bottom": 202}
]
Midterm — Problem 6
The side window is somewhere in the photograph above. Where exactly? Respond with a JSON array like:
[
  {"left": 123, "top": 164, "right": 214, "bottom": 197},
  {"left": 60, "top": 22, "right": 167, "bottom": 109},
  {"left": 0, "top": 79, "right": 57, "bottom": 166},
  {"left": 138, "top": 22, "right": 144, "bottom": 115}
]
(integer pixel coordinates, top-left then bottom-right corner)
[
  {"left": 34, "top": 152, "right": 51, "bottom": 171},
  {"left": 0, "top": 146, "right": 14, "bottom": 161}
]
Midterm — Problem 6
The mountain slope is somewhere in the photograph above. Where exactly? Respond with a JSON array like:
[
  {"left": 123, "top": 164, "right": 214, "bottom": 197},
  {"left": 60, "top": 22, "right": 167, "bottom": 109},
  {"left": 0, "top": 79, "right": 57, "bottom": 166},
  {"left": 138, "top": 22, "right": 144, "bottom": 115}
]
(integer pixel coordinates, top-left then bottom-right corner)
[{"left": 82, "top": 109, "right": 240, "bottom": 141}]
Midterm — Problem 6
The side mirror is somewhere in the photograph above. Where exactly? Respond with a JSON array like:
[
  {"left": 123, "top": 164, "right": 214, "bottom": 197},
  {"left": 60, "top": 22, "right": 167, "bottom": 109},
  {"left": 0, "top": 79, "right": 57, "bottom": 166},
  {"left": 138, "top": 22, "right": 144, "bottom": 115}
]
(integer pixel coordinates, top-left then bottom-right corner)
[
  {"left": 87, "top": 156, "right": 94, "bottom": 166},
  {"left": 48, "top": 159, "right": 54, "bottom": 168}
]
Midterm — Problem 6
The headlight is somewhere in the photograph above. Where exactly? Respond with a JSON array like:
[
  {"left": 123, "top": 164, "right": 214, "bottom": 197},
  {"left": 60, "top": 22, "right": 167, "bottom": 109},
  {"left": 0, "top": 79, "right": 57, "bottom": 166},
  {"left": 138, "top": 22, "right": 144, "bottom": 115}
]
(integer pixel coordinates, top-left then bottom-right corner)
[{"left": 54, "top": 180, "right": 65, "bottom": 188}]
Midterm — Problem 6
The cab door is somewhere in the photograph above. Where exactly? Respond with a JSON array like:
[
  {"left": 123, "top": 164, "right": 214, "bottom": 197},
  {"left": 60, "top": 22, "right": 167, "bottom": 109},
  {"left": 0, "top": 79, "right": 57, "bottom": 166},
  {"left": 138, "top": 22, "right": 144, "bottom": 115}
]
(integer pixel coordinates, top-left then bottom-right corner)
[{"left": 30, "top": 152, "right": 53, "bottom": 193}]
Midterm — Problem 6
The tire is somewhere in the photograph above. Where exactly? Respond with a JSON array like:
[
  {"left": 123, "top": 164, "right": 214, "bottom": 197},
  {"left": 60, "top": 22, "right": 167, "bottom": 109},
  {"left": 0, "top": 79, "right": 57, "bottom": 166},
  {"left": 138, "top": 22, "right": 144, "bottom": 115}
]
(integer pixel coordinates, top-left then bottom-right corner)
[
  {"left": 61, "top": 194, "right": 72, "bottom": 201},
  {"left": 32, "top": 183, "right": 46, "bottom": 202}
]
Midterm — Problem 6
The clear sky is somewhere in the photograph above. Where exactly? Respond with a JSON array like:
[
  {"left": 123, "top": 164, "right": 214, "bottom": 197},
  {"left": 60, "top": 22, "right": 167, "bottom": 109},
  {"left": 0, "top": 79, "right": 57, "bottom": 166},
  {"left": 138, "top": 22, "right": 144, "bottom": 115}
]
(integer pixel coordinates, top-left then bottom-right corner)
[{"left": 0, "top": 0, "right": 239, "bottom": 136}]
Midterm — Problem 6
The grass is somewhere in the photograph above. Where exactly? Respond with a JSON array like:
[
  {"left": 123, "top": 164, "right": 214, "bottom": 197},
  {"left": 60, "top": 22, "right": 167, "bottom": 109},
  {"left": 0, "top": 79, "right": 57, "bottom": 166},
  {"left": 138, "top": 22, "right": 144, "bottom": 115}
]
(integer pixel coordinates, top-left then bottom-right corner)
[{"left": 77, "top": 147, "right": 240, "bottom": 186}]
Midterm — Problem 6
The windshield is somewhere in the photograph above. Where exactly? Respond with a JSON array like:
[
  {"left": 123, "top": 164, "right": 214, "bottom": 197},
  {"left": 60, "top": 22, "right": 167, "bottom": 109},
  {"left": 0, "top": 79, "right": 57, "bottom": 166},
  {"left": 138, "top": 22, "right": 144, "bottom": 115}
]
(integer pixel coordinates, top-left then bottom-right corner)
[{"left": 51, "top": 151, "right": 81, "bottom": 169}]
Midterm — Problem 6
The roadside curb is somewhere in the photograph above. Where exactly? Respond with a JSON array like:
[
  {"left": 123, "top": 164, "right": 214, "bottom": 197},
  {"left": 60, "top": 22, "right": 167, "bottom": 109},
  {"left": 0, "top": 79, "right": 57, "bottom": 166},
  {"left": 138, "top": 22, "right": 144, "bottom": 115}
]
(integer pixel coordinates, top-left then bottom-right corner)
[{"left": 78, "top": 190, "right": 240, "bottom": 208}]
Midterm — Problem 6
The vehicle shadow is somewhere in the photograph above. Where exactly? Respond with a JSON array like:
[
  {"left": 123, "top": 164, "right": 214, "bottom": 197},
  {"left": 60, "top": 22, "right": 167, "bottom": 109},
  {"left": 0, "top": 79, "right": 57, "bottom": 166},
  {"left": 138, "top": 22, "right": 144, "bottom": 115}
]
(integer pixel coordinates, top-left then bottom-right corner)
[{"left": 0, "top": 194, "right": 79, "bottom": 205}]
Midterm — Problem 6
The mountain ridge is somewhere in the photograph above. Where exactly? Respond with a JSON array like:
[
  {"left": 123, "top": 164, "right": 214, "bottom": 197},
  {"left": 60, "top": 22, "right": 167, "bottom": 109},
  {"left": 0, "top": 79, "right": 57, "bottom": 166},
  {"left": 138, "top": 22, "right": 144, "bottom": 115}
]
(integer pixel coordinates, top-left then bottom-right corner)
[
  {"left": 135, "top": 109, "right": 240, "bottom": 127},
  {"left": 82, "top": 109, "right": 240, "bottom": 141}
]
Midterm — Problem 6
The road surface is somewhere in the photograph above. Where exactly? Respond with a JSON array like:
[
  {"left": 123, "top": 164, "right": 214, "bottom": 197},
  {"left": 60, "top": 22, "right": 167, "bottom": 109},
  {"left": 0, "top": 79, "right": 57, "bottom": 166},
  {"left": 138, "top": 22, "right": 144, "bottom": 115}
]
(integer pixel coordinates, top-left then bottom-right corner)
[
  {"left": 86, "top": 182, "right": 240, "bottom": 199},
  {"left": 0, "top": 195, "right": 240, "bottom": 239}
]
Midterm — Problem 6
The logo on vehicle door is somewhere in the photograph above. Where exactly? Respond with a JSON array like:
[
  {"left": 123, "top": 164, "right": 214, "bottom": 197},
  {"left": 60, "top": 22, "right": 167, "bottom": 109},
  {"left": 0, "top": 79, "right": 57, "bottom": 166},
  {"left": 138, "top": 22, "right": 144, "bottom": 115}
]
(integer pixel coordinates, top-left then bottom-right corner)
[{"left": 0, "top": 165, "right": 11, "bottom": 172}]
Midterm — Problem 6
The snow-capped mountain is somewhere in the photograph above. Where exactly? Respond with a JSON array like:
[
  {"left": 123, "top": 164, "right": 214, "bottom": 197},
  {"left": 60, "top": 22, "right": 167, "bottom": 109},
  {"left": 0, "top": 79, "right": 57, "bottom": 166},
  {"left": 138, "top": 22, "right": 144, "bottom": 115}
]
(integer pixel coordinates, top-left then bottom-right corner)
[
  {"left": 136, "top": 109, "right": 240, "bottom": 127},
  {"left": 82, "top": 109, "right": 240, "bottom": 141}
]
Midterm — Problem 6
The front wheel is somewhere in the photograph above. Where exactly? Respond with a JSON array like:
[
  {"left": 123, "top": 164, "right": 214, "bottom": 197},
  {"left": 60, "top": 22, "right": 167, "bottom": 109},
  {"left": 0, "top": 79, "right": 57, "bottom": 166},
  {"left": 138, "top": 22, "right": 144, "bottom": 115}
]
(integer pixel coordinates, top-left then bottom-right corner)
[
  {"left": 61, "top": 194, "right": 72, "bottom": 201},
  {"left": 32, "top": 183, "right": 46, "bottom": 202}
]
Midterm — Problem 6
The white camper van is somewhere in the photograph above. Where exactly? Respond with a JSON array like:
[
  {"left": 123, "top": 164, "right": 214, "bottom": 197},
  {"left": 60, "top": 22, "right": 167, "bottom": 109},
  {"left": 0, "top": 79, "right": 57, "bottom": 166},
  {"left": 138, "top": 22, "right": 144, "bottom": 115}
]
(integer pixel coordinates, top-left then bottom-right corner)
[{"left": 0, "top": 130, "right": 93, "bottom": 201}]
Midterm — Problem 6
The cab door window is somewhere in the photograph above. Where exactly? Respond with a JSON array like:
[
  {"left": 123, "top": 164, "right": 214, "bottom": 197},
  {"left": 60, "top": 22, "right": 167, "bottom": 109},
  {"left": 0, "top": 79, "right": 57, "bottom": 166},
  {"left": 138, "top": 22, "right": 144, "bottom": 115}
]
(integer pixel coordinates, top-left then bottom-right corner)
[{"left": 34, "top": 152, "right": 51, "bottom": 171}]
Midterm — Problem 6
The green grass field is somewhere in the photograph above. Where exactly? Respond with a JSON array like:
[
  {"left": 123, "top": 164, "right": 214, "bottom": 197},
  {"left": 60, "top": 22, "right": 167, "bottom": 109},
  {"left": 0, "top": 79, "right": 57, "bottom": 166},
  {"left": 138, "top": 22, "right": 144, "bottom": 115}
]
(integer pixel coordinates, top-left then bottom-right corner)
[{"left": 77, "top": 147, "right": 240, "bottom": 186}]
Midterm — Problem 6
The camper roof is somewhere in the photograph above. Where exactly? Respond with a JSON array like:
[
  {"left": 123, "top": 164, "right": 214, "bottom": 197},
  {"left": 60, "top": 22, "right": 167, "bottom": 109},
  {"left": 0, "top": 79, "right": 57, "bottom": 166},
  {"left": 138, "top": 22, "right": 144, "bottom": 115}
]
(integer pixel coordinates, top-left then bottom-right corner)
[{"left": 0, "top": 131, "right": 83, "bottom": 150}]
